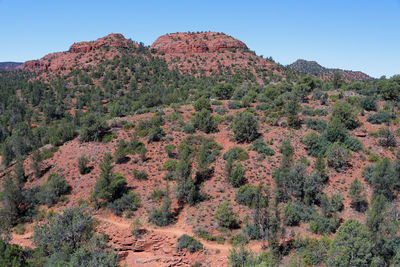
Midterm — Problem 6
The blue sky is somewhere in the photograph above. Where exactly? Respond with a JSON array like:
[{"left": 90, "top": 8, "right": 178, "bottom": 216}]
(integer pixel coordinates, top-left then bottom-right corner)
[{"left": 1, "top": 0, "right": 399, "bottom": 77}]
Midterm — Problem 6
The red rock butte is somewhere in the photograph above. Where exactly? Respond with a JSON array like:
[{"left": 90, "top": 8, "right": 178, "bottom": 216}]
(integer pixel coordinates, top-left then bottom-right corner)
[
  {"left": 24, "top": 33, "right": 137, "bottom": 72},
  {"left": 150, "top": 32, "right": 248, "bottom": 54}
]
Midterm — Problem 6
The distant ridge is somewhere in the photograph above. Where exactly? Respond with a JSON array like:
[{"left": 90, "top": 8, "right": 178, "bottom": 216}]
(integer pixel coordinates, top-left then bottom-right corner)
[
  {"left": 288, "top": 59, "right": 372, "bottom": 81},
  {"left": 0, "top": 62, "right": 23, "bottom": 71}
]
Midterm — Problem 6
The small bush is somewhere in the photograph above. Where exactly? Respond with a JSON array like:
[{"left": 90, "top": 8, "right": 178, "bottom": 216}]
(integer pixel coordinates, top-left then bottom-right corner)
[
  {"left": 235, "top": 184, "right": 257, "bottom": 207},
  {"left": 229, "top": 163, "right": 245, "bottom": 187},
  {"left": 361, "top": 96, "right": 377, "bottom": 111},
  {"left": 231, "top": 111, "right": 259, "bottom": 143},
  {"left": 367, "top": 112, "right": 392, "bottom": 124},
  {"left": 326, "top": 142, "right": 350, "bottom": 172},
  {"left": 309, "top": 215, "right": 338, "bottom": 234},
  {"left": 148, "top": 188, "right": 165, "bottom": 202},
  {"left": 228, "top": 101, "right": 242, "bottom": 109},
  {"left": 214, "top": 107, "right": 227, "bottom": 115},
  {"left": 344, "top": 136, "right": 363, "bottom": 151},
  {"left": 214, "top": 202, "right": 240, "bottom": 229},
  {"left": 193, "top": 96, "right": 211, "bottom": 112},
  {"left": 108, "top": 191, "right": 139, "bottom": 216},
  {"left": 282, "top": 201, "right": 302, "bottom": 226},
  {"left": 37, "top": 173, "right": 71, "bottom": 207},
  {"left": 163, "top": 159, "right": 178, "bottom": 172},
  {"left": 132, "top": 169, "right": 148, "bottom": 180},
  {"left": 192, "top": 109, "right": 217, "bottom": 134},
  {"left": 183, "top": 123, "right": 195, "bottom": 134},
  {"left": 303, "top": 118, "right": 327, "bottom": 132},
  {"left": 78, "top": 155, "right": 90, "bottom": 175},
  {"left": 176, "top": 234, "right": 203, "bottom": 252},
  {"left": 223, "top": 147, "right": 249, "bottom": 161},
  {"left": 248, "top": 139, "right": 274, "bottom": 156},
  {"left": 164, "top": 144, "right": 176, "bottom": 158}
]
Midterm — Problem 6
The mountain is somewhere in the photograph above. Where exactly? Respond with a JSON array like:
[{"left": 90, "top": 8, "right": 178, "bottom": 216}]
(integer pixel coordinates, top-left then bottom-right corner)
[
  {"left": 0, "top": 62, "right": 23, "bottom": 71},
  {"left": 288, "top": 59, "right": 372, "bottom": 81}
]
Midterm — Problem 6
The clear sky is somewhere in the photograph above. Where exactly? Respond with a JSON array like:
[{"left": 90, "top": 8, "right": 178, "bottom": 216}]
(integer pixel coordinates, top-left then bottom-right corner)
[{"left": 1, "top": 0, "right": 399, "bottom": 78}]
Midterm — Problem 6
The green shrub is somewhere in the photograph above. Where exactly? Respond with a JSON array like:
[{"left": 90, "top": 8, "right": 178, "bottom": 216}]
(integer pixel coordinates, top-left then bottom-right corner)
[
  {"left": 176, "top": 234, "right": 203, "bottom": 252},
  {"left": 229, "top": 234, "right": 247, "bottom": 246},
  {"left": 282, "top": 201, "right": 302, "bottom": 226},
  {"left": 193, "top": 96, "right": 211, "bottom": 112},
  {"left": 79, "top": 113, "right": 108, "bottom": 142},
  {"left": 326, "top": 142, "right": 350, "bottom": 172},
  {"left": 37, "top": 173, "right": 71, "bottom": 207},
  {"left": 248, "top": 139, "right": 274, "bottom": 156},
  {"left": 235, "top": 184, "right": 258, "bottom": 207},
  {"left": 229, "top": 163, "right": 245, "bottom": 187},
  {"left": 132, "top": 169, "right": 148, "bottom": 180},
  {"left": 223, "top": 147, "right": 249, "bottom": 161},
  {"left": 303, "top": 118, "right": 327, "bottom": 132},
  {"left": 90, "top": 154, "right": 128, "bottom": 206},
  {"left": 378, "top": 128, "right": 396, "bottom": 147},
  {"left": 214, "top": 202, "right": 240, "bottom": 229},
  {"left": 324, "top": 118, "right": 348, "bottom": 143},
  {"left": 228, "top": 101, "right": 242, "bottom": 109},
  {"left": 344, "top": 136, "right": 363, "bottom": 151},
  {"left": 321, "top": 194, "right": 344, "bottom": 217},
  {"left": 214, "top": 107, "right": 227, "bottom": 115},
  {"left": 148, "top": 188, "right": 165, "bottom": 202},
  {"left": 162, "top": 159, "right": 178, "bottom": 172},
  {"left": 309, "top": 215, "right": 338, "bottom": 234},
  {"left": 114, "top": 140, "right": 129, "bottom": 164},
  {"left": 302, "top": 131, "right": 325, "bottom": 156},
  {"left": 244, "top": 224, "right": 262, "bottom": 240},
  {"left": 164, "top": 144, "right": 176, "bottom": 158},
  {"left": 348, "top": 178, "right": 368, "bottom": 212},
  {"left": 78, "top": 155, "right": 90, "bottom": 174},
  {"left": 362, "top": 164, "right": 375, "bottom": 184},
  {"left": 367, "top": 111, "right": 392, "bottom": 124},
  {"left": 231, "top": 111, "right": 259, "bottom": 143},
  {"left": 214, "top": 83, "right": 234, "bottom": 100},
  {"left": 361, "top": 96, "right": 377, "bottom": 111},
  {"left": 108, "top": 191, "right": 139, "bottom": 216},
  {"left": 0, "top": 239, "right": 28, "bottom": 266},
  {"left": 183, "top": 123, "right": 195, "bottom": 134},
  {"left": 331, "top": 101, "right": 358, "bottom": 129},
  {"left": 255, "top": 103, "right": 271, "bottom": 111},
  {"left": 192, "top": 109, "right": 218, "bottom": 133}
]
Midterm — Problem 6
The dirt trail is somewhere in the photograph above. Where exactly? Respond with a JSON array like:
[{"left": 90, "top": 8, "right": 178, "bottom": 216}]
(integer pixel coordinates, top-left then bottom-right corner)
[{"left": 94, "top": 215, "right": 232, "bottom": 252}]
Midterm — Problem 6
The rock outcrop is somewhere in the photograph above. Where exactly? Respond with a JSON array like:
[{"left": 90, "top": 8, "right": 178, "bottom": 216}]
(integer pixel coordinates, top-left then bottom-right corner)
[
  {"left": 23, "top": 33, "right": 137, "bottom": 73},
  {"left": 69, "top": 33, "right": 130, "bottom": 53},
  {"left": 151, "top": 32, "right": 248, "bottom": 54}
]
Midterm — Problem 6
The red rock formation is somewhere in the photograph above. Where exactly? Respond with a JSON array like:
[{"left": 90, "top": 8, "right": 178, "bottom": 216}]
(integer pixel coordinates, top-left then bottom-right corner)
[
  {"left": 23, "top": 33, "right": 137, "bottom": 73},
  {"left": 151, "top": 32, "right": 248, "bottom": 54},
  {"left": 69, "top": 33, "right": 130, "bottom": 53}
]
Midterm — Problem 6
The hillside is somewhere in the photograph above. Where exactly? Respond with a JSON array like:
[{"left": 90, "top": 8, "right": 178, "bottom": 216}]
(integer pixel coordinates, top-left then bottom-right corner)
[
  {"left": 0, "top": 61, "right": 23, "bottom": 71},
  {"left": 0, "top": 32, "right": 400, "bottom": 267},
  {"left": 289, "top": 59, "right": 372, "bottom": 82}
]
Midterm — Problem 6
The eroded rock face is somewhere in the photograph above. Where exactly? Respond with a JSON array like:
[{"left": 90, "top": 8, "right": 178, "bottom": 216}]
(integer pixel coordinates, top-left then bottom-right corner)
[
  {"left": 69, "top": 33, "right": 130, "bottom": 53},
  {"left": 151, "top": 32, "right": 248, "bottom": 54}
]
